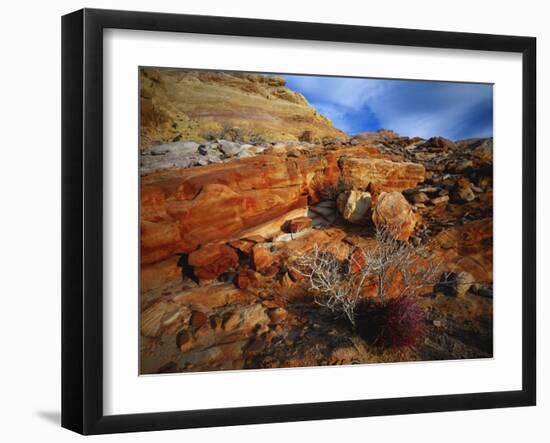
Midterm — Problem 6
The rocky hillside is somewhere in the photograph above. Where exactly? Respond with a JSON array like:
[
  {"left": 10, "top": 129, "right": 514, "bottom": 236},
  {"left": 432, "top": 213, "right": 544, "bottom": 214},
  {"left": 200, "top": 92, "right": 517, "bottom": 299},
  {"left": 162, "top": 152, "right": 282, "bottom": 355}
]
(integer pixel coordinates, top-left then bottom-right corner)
[
  {"left": 140, "top": 69, "right": 347, "bottom": 149},
  {"left": 139, "top": 131, "right": 493, "bottom": 374}
]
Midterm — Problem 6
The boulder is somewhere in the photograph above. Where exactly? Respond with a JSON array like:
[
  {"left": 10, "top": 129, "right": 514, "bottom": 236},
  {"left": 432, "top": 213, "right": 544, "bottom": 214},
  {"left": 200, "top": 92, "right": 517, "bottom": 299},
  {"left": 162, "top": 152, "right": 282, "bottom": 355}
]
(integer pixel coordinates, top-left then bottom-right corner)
[
  {"left": 425, "top": 136, "right": 456, "bottom": 151},
  {"left": 228, "top": 239, "right": 255, "bottom": 254},
  {"left": 372, "top": 191, "right": 417, "bottom": 240},
  {"left": 282, "top": 216, "right": 313, "bottom": 233},
  {"left": 339, "top": 157, "right": 425, "bottom": 192},
  {"left": 336, "top": 190, "right": 372, "bottom": 224},
  {"left": 436, "top": 271, "right": 475, "bottom": 298},
  {"left": 218, "top": 140, "right": 242, "bottom": 157},
  {"left": 452, "top": 176, "right": 476, "bottom": 202},
  {"left": 188, "top": 243, "right": 239, "bottom": 281},
  {"left": 252, "top": 244, "right": 276, "bottom": 271}
]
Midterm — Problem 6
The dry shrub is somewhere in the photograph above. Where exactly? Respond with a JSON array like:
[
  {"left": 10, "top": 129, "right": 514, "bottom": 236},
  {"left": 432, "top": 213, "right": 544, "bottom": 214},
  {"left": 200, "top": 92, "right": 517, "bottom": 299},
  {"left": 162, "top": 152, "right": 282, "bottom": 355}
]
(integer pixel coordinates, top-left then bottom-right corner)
[
  {"left": 293, "top": 245, "right": 363, "bottom": 326},
  {"left": 294, "top": 227, "right": 441, "bottom": 334}
]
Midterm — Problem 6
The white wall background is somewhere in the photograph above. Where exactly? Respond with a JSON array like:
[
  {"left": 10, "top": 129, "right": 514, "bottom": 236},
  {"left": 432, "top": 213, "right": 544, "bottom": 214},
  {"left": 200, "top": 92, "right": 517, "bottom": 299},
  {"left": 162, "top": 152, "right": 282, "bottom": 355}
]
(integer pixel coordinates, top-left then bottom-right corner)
[{"left": 0, "top": 0, "right": 546, "bottom": 441}]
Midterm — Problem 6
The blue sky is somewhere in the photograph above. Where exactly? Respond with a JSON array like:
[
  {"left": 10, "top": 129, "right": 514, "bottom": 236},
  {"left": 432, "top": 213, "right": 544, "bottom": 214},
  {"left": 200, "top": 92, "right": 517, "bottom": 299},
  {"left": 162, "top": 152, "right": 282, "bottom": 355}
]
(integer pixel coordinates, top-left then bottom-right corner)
[{"left": 283, "top": 74, "right": 493, "bottom": 140}]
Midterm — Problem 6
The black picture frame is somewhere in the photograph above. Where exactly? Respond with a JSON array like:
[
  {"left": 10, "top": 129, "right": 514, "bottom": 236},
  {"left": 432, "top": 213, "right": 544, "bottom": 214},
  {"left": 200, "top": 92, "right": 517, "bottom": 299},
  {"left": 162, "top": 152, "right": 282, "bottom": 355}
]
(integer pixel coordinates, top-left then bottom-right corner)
[{"left": 61, "top": 8, "right": 537, "bottom": 435}]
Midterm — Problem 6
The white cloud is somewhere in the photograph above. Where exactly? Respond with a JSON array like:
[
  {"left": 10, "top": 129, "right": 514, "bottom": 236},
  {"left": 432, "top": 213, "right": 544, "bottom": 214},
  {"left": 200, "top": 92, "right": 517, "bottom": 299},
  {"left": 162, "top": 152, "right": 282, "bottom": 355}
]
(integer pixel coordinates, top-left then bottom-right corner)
[{"left": 284, "top": 75, "right": 493, "bottom": 139}]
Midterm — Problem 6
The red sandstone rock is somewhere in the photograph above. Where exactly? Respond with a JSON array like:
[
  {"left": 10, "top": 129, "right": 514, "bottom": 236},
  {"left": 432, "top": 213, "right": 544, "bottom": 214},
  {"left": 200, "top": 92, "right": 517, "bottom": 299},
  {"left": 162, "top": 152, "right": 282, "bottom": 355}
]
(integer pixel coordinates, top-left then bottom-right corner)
[
  {"left": 141, "top": 220, "right": 181, "bottom": 249},
  {"left": 252, "top": 244, "right": 276, "bottom": 271},
  {"left": 349, "top": 247, "right": 367, "bottom": 274},
  {"left": 340, "top": 157, "right": 425, "bottom": 192},
  {"left": 190, "top": 311, "right": 208, "bottom": 329},
  {"left": 140, "top": 153, "right": 426, "bottom": 264},
  {"left": 140, "top": 186, "right": 168, "bottom": 221},
  {"left": 228, "top": 239, "right": 255, "bottom": 254},
  {"left": 188, "top": 243, "right": 239, "bottom": 280},
  {"left": 372, "top": 192, "right": 418, "bottom": 240},
  {"left": 172, "top": 287, "right": 256, "bottom": 311},
  {"left": 336, "top": 190, "right": 372, "bottom": 224},
  {"left": 283, "top": 216, "right": 312, "bottom": 233},
  {"left": 140, "top": 257, "right": 182, "bottom": 293},
  {"left": 430, "top": 218, "right": 493, "bottom": 285},
  {"left": 236, "top": 269, "right": 261, "bottom": 289},
  {"left": 280, "top": 272, "right": 295, "bottom": 288}
]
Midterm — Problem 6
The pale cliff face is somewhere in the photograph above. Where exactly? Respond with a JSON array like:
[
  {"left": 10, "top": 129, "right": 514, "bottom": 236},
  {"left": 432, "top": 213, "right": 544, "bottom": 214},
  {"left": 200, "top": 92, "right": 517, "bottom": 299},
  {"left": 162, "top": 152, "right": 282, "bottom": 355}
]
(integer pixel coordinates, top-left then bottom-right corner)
[{"left": 140, "top": 68, "right": 347, "bottom": 149}]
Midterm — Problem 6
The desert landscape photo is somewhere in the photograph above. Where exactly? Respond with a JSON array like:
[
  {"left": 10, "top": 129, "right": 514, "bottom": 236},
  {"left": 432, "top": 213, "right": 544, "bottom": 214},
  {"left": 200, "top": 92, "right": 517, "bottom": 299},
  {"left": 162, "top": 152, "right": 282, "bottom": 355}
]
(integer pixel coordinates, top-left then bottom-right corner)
[{"left": 139, "top": 68, "right": 494, "bottom": 374}]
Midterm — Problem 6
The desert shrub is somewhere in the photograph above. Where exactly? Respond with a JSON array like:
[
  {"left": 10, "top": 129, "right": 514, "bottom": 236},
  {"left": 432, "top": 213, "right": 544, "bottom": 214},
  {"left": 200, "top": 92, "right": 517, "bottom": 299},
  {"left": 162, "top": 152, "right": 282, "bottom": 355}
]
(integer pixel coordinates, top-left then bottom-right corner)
[
  {"left": 220, "top": 125, "right": 243, "bottom": 142},
  {"left": 361, "top": 227, "right": 442, "bottom": 300},
  {"left": 202, "top": 125, "right": 245, "bottom": 142},
  {"left": 356, "top": 296, "right": 426, "bottom": 348},
  {"left": 294, "top": 226, "right": 441, "bottom": 332},
  {"left": 293, "top": 245, "right": 362, "bottom": 326},
  {"left": 202, "top": 128, "right": 223, "bottom": 141},
  {"left": 247, "top": 132, "right": 267, "bottom": 144}
]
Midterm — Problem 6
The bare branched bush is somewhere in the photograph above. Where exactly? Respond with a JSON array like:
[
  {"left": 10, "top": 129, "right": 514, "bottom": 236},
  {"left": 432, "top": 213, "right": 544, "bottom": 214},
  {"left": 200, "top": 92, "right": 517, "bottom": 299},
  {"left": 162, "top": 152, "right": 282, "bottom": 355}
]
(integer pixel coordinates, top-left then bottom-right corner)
[
  {"left": 362, "top": 227, "right": 443, "bottom": 300},
  {"left": 293, "top": 245, "right": 368, "bottom": 326},
  {"left": 293, "top": 226, "right": 443, "bottom": 328}
]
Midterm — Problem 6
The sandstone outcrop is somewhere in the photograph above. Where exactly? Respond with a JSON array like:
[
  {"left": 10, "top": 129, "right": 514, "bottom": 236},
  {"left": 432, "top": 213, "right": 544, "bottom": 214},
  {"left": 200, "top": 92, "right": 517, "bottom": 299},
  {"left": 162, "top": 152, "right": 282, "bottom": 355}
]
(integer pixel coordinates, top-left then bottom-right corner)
[
  {"left": 372, "top": 191, "right": 418, "bottom": 240},
  {"left": 339, "top": 157, "right": 426, "bottom": 192},
  {"left": 188, "top": 243, "right": 239, "bottom": 281},
  {"left": 140, "top": 69, "right": 346, "bottom": 149},
  {"left": 336, "top": 190, "right": 372, "bottom": 224},
  {"left": 141, "top": 151, "right": 426, "bottom": 264}
]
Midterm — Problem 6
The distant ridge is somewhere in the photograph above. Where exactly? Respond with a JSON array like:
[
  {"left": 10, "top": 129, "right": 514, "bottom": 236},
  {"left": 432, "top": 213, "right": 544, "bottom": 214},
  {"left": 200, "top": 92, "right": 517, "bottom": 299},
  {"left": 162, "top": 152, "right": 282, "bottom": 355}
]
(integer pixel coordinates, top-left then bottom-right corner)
[{"left": 140, "top": 69, "right": 347, "bottom": 149}]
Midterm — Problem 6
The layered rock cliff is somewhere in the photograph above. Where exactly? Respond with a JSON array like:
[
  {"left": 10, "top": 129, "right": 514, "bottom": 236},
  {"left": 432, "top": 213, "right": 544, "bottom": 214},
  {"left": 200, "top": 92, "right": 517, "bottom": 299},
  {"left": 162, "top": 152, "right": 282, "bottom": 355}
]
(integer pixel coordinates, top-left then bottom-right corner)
[
  {"left": 140, "top": 148, "right": 426, "bottom": 264},
  {"left": 140, "top": 69, "right": 347, "bottom": 149}
]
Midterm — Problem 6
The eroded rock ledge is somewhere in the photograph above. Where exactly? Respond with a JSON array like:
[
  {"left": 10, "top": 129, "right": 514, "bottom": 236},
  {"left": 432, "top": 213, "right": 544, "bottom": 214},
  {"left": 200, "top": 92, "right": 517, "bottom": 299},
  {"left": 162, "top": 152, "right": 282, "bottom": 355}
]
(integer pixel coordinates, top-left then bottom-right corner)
[{"left": 141, "top": 147, "right": 425, "bottom": 264}]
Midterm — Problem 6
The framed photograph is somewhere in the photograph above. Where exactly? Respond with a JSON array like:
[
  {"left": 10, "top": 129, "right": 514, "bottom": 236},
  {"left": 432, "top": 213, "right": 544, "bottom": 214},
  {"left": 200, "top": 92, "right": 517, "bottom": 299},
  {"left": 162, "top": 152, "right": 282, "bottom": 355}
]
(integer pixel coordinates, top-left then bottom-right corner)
[{"left": 62, "top": 8, "right": 536, "bottom": 435}]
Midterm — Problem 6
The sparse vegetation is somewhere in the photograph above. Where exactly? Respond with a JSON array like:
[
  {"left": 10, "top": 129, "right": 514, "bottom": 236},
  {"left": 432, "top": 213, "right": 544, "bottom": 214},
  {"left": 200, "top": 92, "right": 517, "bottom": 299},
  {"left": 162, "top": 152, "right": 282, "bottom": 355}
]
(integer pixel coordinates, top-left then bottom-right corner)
[
  {"left": 293, "top": 244, "right": 364, "bottom": 326},
  {"left": 294, "top": 227, "right": 442, "bottom": 338}
]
